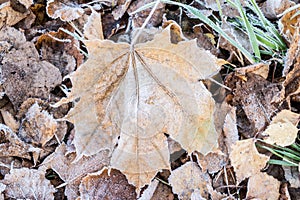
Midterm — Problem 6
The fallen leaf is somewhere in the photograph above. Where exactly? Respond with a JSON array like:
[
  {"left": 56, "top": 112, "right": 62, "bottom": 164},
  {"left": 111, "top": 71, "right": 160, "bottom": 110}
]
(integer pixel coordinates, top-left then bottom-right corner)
[
  {"left": 222, "top": 105, "right": 239, "bottom": 155},
  {"left": 138, "top": 179, "right": 159, "bottom": 200},
  {"left": 0, "top": 2, "right": 30, "bottom": 28},
  {"left": 283, "top": 166, "right": 300, "bottom": 188},
  {"left": 112, "top": 0, "right": 132, "bottom": 20},
  {"left": 235, "top": 63, "right": 269, "bottom": 80},
  {"left": 0, "top": 168, "right": 56, "bottom": 200},
  {"left": 46, "top": 0, "right": 84, "bottom": 21},
  {"left": 56, "top": 22, "right": 220, "bottom": 192},
  {"left": 263, "top": 109, "right": 299, "bottom": 146},
  {"left": 279, "top": 6, "right": 300, "bottom": 42},
  {"left": 79, "top": 169, "right": 136, "bottom": 199},
  {"left": 261, "top": 0, "right": 295, "bottom": 19},
  {"left": 226, "top": 72, "right": 281, "bottom": 137},
  {"left": 196, "top": 150, "right": 227, "bottom": 174},
  {"left": 84, "top": 9, "right": 104, "bottom": 40},
  {"left": 1, "top": 30, "right": 62, "bottom": 108},
  {"left": 127, "top": 0, "right": 165, "bottom": 28},
  {"left": 0, "top": 109, "right": 19, "bottom": 132},
  {"left": 19, "top": 102, "right": 57, "bottom": 147},
  {"left": 229, "top": 138, "right": 269, "bottom": 183},
  {"left": 40, "top": 144, "right": 110, "bottom": 199},
  {"left": 246, "top": 172, "right": 280, "bottom": 199},
  {"left": 168, "top": 162, "right": 213, "bottom": 200}
]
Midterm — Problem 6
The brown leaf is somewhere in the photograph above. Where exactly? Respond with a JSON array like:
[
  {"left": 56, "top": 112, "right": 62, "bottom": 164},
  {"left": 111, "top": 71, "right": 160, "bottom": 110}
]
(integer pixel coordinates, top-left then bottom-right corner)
[
  {"left": 46, "top": 0, "right": 84, "bottom": 21},
  {"left": 229, "top": 138, "right": 269, "bottom": 183},
  {"left": 246, "top": 172, "right": 280, "bottom": 199},
  {"left": 227, "top": 73, "right": 281, "bottom": 137},
  {"left": 279, "top": 6, "right": 300, "bottom": 42},
  {"left": 196, "top": 150, "right": 227, "bottom": 174},
  {"left": 56, "top": 22, "right": 220, "bottom": 192},
  {"left": 263, "top": 110, "right": 299, "bottom": 146},
  {"left": 19, "top": 103, "right": 57, "bottom": 147},
  {"left": 1, "top": 32, "right": 62, "bottom": 108},
  {"left": 40, "top": 144, "right": 110, "bottom": 199},
  {"left": 283, "top": 29, "right": 300, "bottom": 76},
  {"left": 79, "top": 169, "right": 136, "bottom": 199},
  {"left": 112, "top": 0, "right": 132, "bottom": 20},
  {"left": 168, "top": 162, "right": 213, "bottom": 200},
  {"left": 0, "top": 168, "right": 55, "bottom": 199}
]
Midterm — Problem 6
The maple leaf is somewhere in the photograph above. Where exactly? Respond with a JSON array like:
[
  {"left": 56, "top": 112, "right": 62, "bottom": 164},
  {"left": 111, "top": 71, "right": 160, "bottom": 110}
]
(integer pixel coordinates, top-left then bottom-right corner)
[{"left": 56, "top": 22, "right": 220, "bottom": 193}]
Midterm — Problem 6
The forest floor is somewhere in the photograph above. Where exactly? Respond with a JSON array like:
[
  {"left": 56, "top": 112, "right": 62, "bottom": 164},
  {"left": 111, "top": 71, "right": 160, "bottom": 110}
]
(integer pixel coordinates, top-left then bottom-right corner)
[{"left": 0, "top": 0, "right": 300, "bottom": 199}]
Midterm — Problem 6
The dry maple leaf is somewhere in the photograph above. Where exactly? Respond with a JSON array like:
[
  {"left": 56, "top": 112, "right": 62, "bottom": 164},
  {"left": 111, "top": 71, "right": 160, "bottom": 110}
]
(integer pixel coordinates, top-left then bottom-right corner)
[
  {"left": 56, "top": 22, "right": 220, "bottom": 193},
  {"left": 229, "top": 138, "right": 269, "bottom": 183}
]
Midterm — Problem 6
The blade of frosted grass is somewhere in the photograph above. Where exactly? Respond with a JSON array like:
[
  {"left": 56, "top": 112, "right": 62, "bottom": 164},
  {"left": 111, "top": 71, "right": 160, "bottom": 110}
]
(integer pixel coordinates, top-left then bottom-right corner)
[
  {"left": 290, "top": 143, "right": 300, "bottom": 152},
  {"left": 268, "top": 159, "right": 298, "bottom": 167},
  {"left": 277, "top": 4, "right": 300, "bottom": 17},
  {"left": 161, "top": 0, "right": 256, "bottom": 63},
  {"left": 248, "top": 0, "right": 287, "bottom": 49},
  {"left": 235, "top": 0, "right": 260, "bottom": 60}
]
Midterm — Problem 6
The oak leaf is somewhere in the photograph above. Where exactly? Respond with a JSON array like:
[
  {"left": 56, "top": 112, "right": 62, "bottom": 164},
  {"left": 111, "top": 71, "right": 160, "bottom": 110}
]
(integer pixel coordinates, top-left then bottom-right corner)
[{"left": 57, "top": 22, "right": 220, "bottom": 193}]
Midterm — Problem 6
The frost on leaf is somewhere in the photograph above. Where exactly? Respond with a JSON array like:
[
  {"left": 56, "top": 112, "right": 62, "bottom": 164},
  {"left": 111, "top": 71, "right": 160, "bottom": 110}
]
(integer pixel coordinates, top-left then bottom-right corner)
[
  {"left": 168, "top": 162, "right": 213, "bottom": 200},
  {"left": 40, "top": 144, "right": 110, "bottom": 199},
  {"left": 79, "top": 169, "right": 136, "bottom": 199},
  {"left": 263, "top": 109, "right": 300, "bottom": 146},
  {"left": 57, "top": 22, "right": 220, "bottom": 192},
  {"left": 229, "top": 138, "right": 269, "bottom": 183},
  {"left": 0, "top": 168, "right": 55, "bottom": 200},
  {"left": 46, "top": 0, "right": 84, "bottom": 21},
  {"left": 246, "top": 172, "right": 280, "bottom": 199},
  {"left": 19, "top": 103, "right": 57, "bottom": 147}
]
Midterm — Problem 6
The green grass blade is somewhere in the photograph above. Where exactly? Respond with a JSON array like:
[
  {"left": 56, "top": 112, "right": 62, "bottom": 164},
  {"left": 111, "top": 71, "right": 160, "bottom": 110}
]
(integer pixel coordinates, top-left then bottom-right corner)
[
  {"left": 268, "top": 159, "right": 298, "bottom": 167},
  {"left": 234, "top": 0, "right": 260, "bottom": 60}
]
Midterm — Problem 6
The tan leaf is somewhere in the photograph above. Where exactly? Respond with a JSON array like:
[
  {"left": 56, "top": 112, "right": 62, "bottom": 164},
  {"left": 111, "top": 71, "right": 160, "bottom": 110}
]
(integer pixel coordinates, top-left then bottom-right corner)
[
  {"left": 0, "top": 168, "right": 55, "bottom": 200},
  {"left": 56, "top": 22, "right": 219, "bottom": 192},
  {"left": 19, "top": 103, "right": 57, "bottom": 147},
  {"left": 0, "top": 109, "right": 19, "bottom": 132},
  {"left": 40, "top": 144, "right": 110, "bottom": 200},
  {"left": 46, "top": 0, "right": 84, "bottom": 21},
  {"left": 223, "top": 105, "right": 239, "bottom": 154},
  {"left": 0, "top": 2, "right": 29, "bottom": 28},
  {"left": 168, "top": 162, "right": 213, "bottom": 200},
  {"left": 279, "top": 7, "right": 300, "bottom": 42},
  {"left": 112, "top": 0, "right": 132, "bottom": 20},
  {"left": 79, "top": 169, "right": 136, "bottom": 199},
  {"left": 283, "top": 29, "right": 300, "bottom": 76},
  {"left": 84, "top": 9, "right": 104, "bottom": 40},
  {"left": 229, "top": 138, "right": 269, "bottom": 183},
  {"left": 246, "top": 172, "right": 280, "bottom": 199},
  {"left": 263, "top": 110, "right": 299, "bottom": 146},
  {"left": 196, "top": 150, "right": 227, "bottom": 174}
]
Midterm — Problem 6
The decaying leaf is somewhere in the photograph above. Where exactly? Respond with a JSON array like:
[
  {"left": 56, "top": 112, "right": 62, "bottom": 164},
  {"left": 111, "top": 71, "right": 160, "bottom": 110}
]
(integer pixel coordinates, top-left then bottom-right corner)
[
  {"left": 79, "top": 169, "right": 136, "bottom": 199},
  {"left": 263, "top": 109, "right": 299, "bottom": 146},
  {"left": 222, "top": 105, "right": 239, "bottom": 155},
  {"left": 283, "top": 166, "right": 300, "bottom": 188},
  {"left": 40, "top": 144, "right": 110, "bottom": 199},
  {"left": 0, "top": 2, "right": 30, "bottom": 28},
  {"left": 0, "top": 109, "right": 19, "bottom": 132},
  {"left": 226, "top": 72, "right": 281, "bottom": 137},
  {"left": 46, "top": 0, "right": 84, "bottom": 21},
  {"left": 261, "top": 0, "right": 295, "bottom": 19},
  {"left": 229, "top": 138, "right": 269, "bottom": 183},
  {"left": 279, "top": 6, "right": 300, "bottom": 42},
  {"left": 1, "top": 28, "right": 62, "bottom": 108},
  {"left": 246, "top": 172, "right": 280, "bottom": 199},
  {"left": 0, "top": 168, "right": 56, "bottom": 200},
  {"left": 19, "top": 103, "right": 57, "bottom": 147},
  {"left": 196, "top": 150, "right": 227, "bottom": 174},
  {"left": 168, "top": 162, "right": 213, "bottom": 200},
  {"left": 56, "top": 22, "right": 220, "bottom": 192},
  {"left": 112, "top": 0, "right": 132, "bottom": 20}
]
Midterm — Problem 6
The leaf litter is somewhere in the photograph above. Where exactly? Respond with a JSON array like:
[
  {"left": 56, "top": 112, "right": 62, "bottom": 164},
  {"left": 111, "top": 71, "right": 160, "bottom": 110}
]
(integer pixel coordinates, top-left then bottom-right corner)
[{"left": 0, "top": 0, "right": 300, "bottom": 199}]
